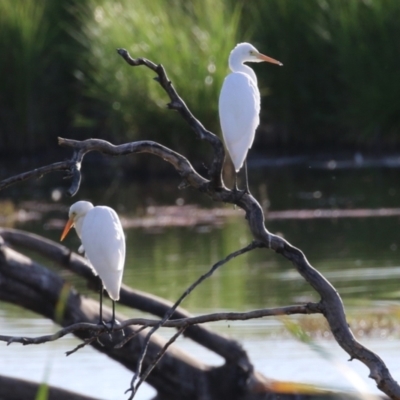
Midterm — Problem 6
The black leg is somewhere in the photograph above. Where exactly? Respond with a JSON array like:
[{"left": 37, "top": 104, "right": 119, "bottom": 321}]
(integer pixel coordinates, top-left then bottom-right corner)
[
  {"left": 98, "top": 278, "right": 105, "bottom": 326},
  {"left": 233, "top": 171, "right": 239, "bottom": 192},
  {"left": 244, "top": 160, "right": 250, "bottom": 194},
  {"left": 111, "top": 300, "right": 116, "bottom": 329}
]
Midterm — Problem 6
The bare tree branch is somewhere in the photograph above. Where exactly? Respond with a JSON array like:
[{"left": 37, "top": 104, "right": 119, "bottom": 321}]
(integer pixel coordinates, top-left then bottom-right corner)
[
  {"left": 0, "top": 161, "right": 72, "bottom": 192},
  {"left": 0, "top": 302, "right": 321, "bottom": 347},
  {"left": 0, "top": 241, "right": 329, "bottom": 400},
  {"left": 0, "top": 375, "right": 100, "bottom": 400},
  {"left": 0, "top": 228, "right": 254, "bottom": 363},
  {"left": 0, "top": 322, "right": 102, "bottom": 346},
  {"left": 0, "top": 47, "right": 398, "bottom": 399},
  {"left": 116, "top": 48, "right": 224, "bottom": 187},
  {"left": 47, "top": 142, "right": 399, "bottom": 398},
  {"left": 65, "top": 336, "right": 98, "bottom": 356},
  {"left": 130, "top": 240, "right": 265, "bottom": 394},
  {"left": 58, "top": 138, "right": 210, "bottom": 197},
  {"left": 129, "top": 326, "right": 187, "bottom": 399},
  {"left": 0, "top": 243, "right": 227, "bottom": 399}
]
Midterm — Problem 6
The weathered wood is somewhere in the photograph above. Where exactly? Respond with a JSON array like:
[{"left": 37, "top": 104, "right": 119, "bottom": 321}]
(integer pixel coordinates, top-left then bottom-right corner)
[
  {"left": 0, "top": 50, "right": 398, "bottom": 399},
  {"left": 114, "top": 51, "right": 399, "bottom": 399},
  {"left": 0, "top": 243, "right": 206, "bottom": 398},
  {"left": 0, "top": 375, "right": 100, "bottom": 400},
  {"left": 0, "top": 239, "right": 277, "bottom": 400},
  {"left": 0, "top": 233, "right": 363, "bottom": 400},
  {"left": 0, "top": 228, "right": 252, "bottom": 365}
]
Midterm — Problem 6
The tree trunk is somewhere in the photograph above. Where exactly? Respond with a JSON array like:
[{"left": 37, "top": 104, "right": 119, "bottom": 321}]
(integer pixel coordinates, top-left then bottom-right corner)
[
  {"left": 0, "top": 231, "right": 358, "bottom": 400},
  {"left": 0, "top": 375, "right": 100, "bottom": 400}
]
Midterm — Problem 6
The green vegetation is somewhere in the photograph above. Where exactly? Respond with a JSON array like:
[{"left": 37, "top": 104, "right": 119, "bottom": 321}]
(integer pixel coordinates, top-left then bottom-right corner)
[
  {"left": 244, "top": 0, "right": 400, "bottom": 150},
  {"left": 0, "top": 0, "right": 83, "bottom": 154},
  {"left": 35, "top": 383, "right": 49, "bottom": 400},
  {"left": 75, "top": 0, "right": 241, "bottom": 158},
  {"left": 1, "top": 0, "right": 399, "bottom": 157}
]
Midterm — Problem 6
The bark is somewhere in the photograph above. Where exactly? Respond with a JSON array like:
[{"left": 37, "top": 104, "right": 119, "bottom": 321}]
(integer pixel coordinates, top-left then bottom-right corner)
[
  {"left": 0, "top": 237, "right": 259, "bottom": 400},
  {"left": 0, "top": 49, "right": 397, "bottom": 399},
  {"left": 0, "top": 232, "right": 362, "bottom": 400},
  {"left": 0, "top": 228, "right": 251, "bottom": 364},
  {"left": 0, "top": 375, "right": 99, "bottom": 400}
]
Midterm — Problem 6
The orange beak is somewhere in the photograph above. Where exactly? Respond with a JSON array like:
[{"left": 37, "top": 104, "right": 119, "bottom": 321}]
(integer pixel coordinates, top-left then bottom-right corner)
[
  {"left": 60, "top": 218, "right": 74, "bottom": 241},
  {"left": 256, "top": 52, "right": 283, "bottom": 66}
]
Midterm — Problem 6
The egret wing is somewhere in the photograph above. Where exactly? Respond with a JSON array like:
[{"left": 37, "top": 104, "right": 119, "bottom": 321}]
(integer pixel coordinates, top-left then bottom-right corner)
[
  {"left": 219, "top": 72, "right": 260, "bottom": 171},
  {"left": 81, "top": 206, "right": 126, "bottom": 300}
]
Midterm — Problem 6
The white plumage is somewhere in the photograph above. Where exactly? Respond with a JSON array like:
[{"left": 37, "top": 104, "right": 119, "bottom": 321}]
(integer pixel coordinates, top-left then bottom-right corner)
[
  {"left": 61, "top": 201, "right": 125, "bottom": 301},
  {"left": 219, "top": 42, "right": 282, "bottom": 173},
  {"left": 219, "top": 71, "right": 260, "bottom": 171}
]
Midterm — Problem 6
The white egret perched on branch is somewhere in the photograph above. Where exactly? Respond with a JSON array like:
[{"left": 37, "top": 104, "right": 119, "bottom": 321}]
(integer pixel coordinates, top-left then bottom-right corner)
[
  {"left": 61, "top": 201, "right": 126, "bottom": 328},
  {"left": 219, "top": 42, "right": 283, "bottom": 192}
]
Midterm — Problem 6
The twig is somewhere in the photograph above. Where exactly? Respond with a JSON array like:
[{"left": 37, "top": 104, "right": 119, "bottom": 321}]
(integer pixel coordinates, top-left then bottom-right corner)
[
  {"left": 114, "top": 325, "right": 148, "bottom": 349},
  {"left": 0, "top": 161, "right": 72, "bottom": 192},
  {"left": 128, "top": 326, "right": 187, "bottom": 399},
  {"left": 128, "top": 241, "right": 265, "bottom": 395},
  {"left": 117, "top": 48, "right": 224, "bottom": 186},
  {"left": 0, "top": 49, "right": 398, "bottom": 399},
  {"left": 0, "top": 304, "right": 321, "bottom": 346},
  {"left": 66, "top": 336, "right": 98, "bottom": 356},
  {"left": 0, "top": 322, "right": 101, "bottom": 345},
  {"left": 57, "top": 137, "right": 216, "bottom": 198},
  {"left": 0, "top": 228, "right": 261, "bottom": 363}
]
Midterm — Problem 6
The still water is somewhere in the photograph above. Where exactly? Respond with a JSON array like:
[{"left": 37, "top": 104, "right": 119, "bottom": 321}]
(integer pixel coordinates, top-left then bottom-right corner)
[{"left": 1, "top": 161, "right": 400, "bottom": 399}]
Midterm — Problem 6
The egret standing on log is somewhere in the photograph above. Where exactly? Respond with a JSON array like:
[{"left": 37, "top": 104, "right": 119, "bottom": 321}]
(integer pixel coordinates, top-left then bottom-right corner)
[
  {"left": 61, "top": 201, "right": 125, "bottom": 328},
  {"left": 219, "top": 42, "right": 282, "bottom": 192}
]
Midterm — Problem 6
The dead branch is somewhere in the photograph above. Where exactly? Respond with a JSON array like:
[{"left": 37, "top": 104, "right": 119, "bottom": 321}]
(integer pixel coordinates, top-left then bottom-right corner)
[
  {"left": 0, "top": 228, "right": 253, "bottom": 364},
  {"left": 0, "top": 304, "right": 321, "bottom": 347},
  {"left": 0, "top": 242, "right": 231, "bottom": 400},
  {"left": 0, "top": 375, "right": 100, "bottom": 400},
  {"left": 131, "top": 326, "right": 187, "bottom": 397},
  {"left": 0, "top": 227, "right": 322, "bottom": 399},
  {"left": 115, "top": 50, "right": 400, "bottom": 399},
  {"left": 0, "top": 235, "right": 331, "bottom": 400},
  {"left": 116, "top": 48, "right": 224, "bottom": 187},
  {"left": 0, "top": 161, "right": 72, "bottom": 191},
  {"left": 0, "top": 48, "right": 398, "bottom": 399},
  {"left": 130, "top": 240, "right": 266, "bottom": 394}
]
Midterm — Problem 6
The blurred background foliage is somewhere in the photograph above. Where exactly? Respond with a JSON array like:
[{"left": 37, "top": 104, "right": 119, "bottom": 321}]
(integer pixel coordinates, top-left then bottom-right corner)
[{"left": 0, "top": 0, "right": 399, "bottom": 162}]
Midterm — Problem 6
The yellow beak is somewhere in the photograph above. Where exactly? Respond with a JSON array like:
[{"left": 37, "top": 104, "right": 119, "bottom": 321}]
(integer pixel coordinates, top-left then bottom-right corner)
[
  {"left": 60, "top": 218, "right": 74, "bottom": 241},
  {"left": 256, "top": 52, "right": 283, "bottom": 66}
]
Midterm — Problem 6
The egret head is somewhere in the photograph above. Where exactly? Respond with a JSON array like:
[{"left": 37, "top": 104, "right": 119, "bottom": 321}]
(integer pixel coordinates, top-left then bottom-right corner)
[
  {"left": 230, "top": 42, "right": 283, "bottom": 66},
  {"left": 68, "top": 201, "right": 94, "bottom": 220},
  {"left": 61, "top": 201, "right": 94, "bottom": 241}
]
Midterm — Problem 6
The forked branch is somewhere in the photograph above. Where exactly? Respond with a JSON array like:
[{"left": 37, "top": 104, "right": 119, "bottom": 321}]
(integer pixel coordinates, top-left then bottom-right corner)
[
  {"left": 0, "top": 304, "right": 321, "bottom": 347},
  {"left": 0, "top": 49, "right": 399, "bottom": 399}
]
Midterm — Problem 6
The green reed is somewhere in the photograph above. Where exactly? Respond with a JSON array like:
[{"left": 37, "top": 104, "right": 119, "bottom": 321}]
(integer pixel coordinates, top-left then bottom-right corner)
[
  {"left": 243, "top": 0, "right": 400, "bottom": 150},
  {"left": 1, "top": 0, "right": 399, "bottom": 157},
  {"left": 0, "top": 0, "right": 49, "bottom": 153},
  {"left": 0, "top": 0, "right": 85, "bottom": 155},
  {"left": 74, "top": 0, "right": 241, "bottom": 159}
]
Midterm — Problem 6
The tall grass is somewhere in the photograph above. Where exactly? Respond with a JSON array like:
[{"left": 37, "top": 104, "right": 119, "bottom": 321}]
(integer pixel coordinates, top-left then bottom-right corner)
[
  {"left": 242, "top": 0, "right": 400, "bottom": 151},
  {"left": 0, "top": 1, "right": 49, "bottom": 153},
  {"left": 75, "top": 0, "right": 241, "bottom": 159},
  {"left": 331, "top": 0, "right": 400, "bottom": 144},
  {"left": 0, "top": 0, "right": 84, "bottom": 155},
  {"left": 1, "top": 0, "right": 399, "bottom": 157}
]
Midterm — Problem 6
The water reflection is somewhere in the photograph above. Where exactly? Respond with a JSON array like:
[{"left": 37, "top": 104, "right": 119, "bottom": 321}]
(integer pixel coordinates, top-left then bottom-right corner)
[{"left": 1, "top": 164, "right": 400, "bottom": 398}]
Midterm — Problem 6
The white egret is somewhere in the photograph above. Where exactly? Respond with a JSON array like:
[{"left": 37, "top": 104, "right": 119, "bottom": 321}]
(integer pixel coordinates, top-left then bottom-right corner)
[
  {"left": 219, "top": 42, "right": 282, "bottom": 191},
  {"left": 61, "top": 201, "right": 125, "bottom": 328}
]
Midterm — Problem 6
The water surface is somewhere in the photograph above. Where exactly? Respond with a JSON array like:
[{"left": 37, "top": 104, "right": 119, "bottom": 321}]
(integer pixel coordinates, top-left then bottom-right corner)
[{"left": 1, "top": 162, "right": 400, "bottom": 399}]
